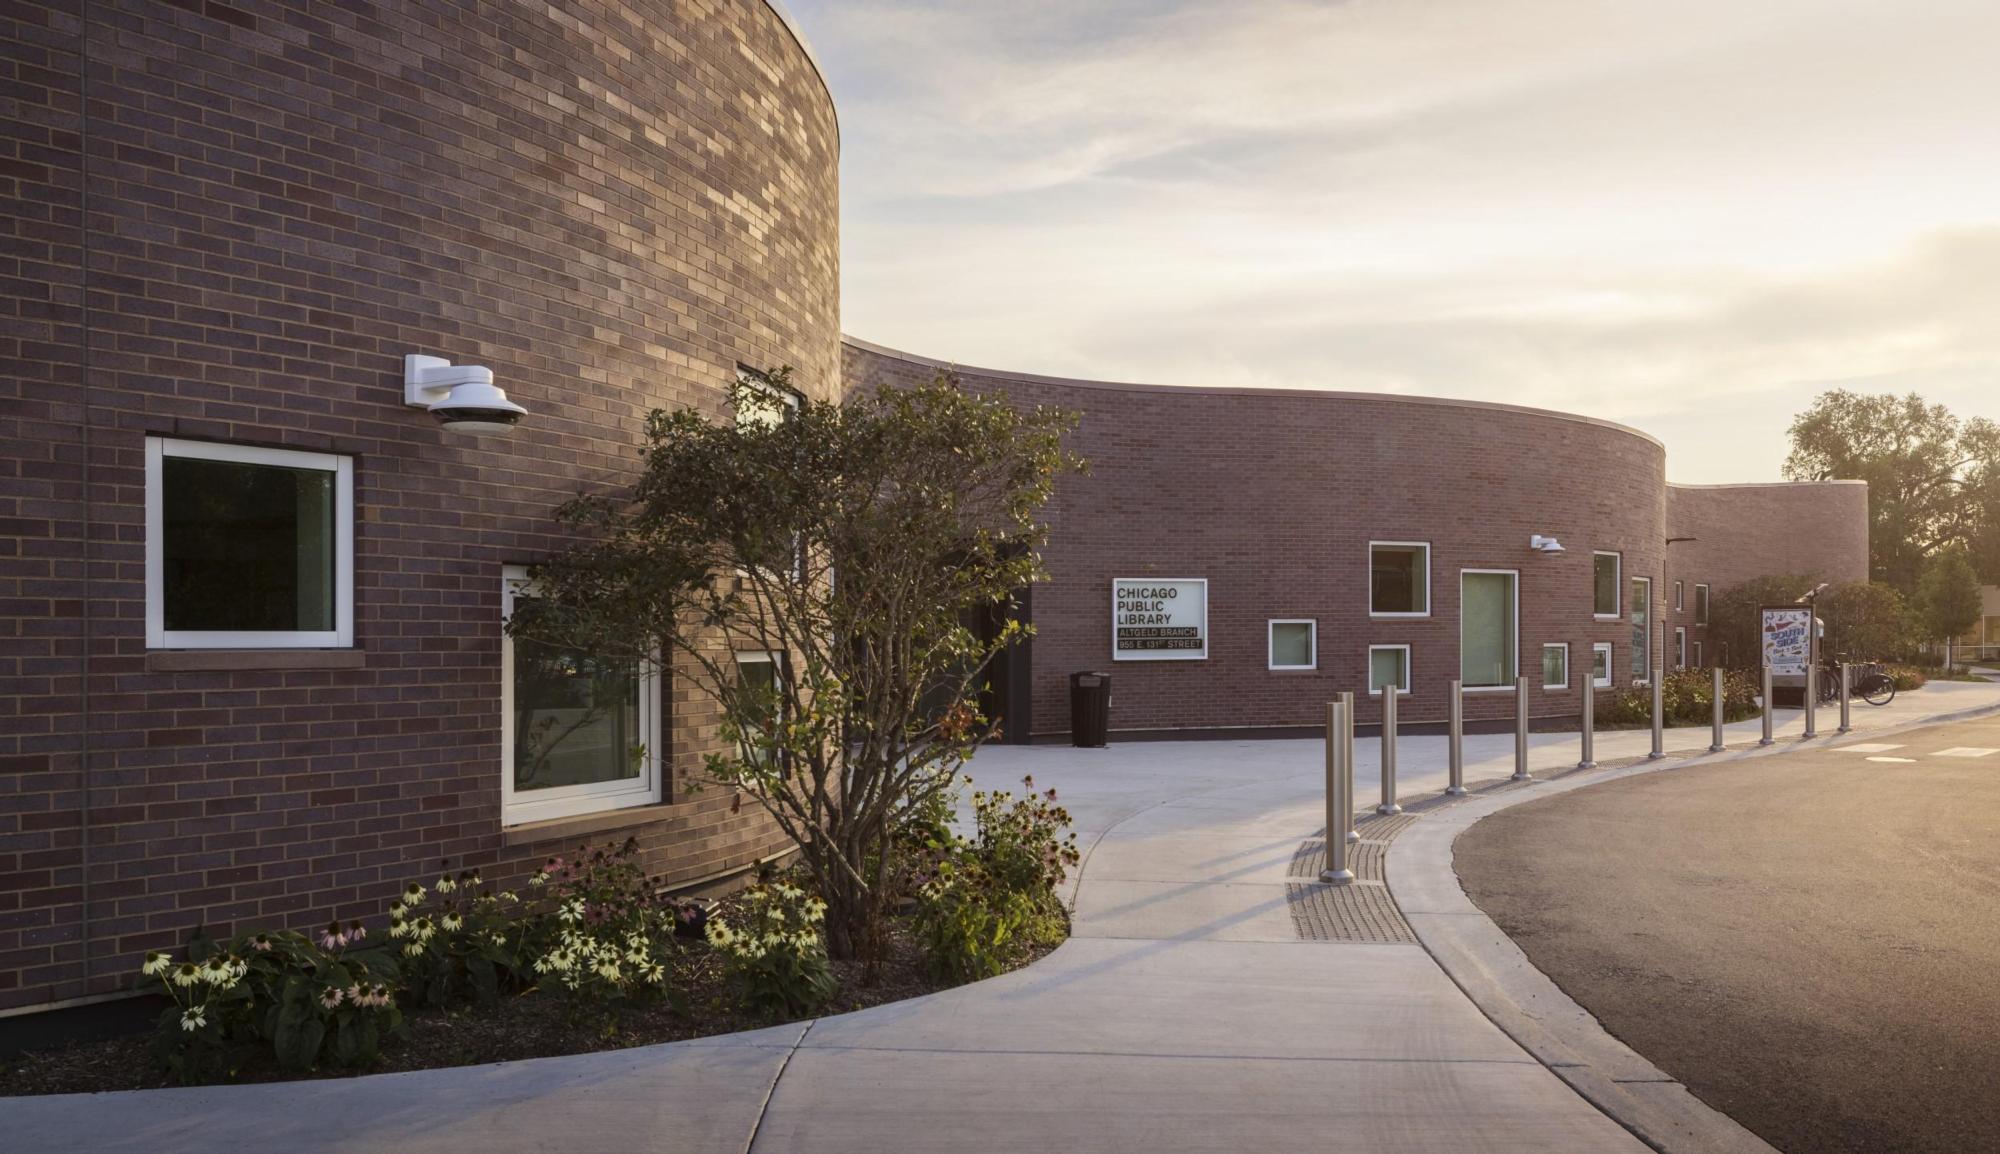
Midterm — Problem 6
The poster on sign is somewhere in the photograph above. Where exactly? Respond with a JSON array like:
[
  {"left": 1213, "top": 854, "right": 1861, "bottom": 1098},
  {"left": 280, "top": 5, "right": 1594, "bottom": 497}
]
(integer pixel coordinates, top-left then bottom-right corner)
[
  {"left": 1761, "top": 605, "right": 1815, "bottom": 677},
  {"left": 1112, "top": 578, "right": 1208, "bottom": 660}
]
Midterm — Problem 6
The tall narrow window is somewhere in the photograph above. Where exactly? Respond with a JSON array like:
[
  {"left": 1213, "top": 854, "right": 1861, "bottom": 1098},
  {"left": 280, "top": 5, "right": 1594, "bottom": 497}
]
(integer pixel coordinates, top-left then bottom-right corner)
[
  {"left": 1694, "top": 583, "right": 1710, "bottom": 627},
  {"left": 1369, "top": 542, "right": 1430, "bottom": 616},
  {"left": 1591, "top": 642, "right": 1613, "bottom": 688},
  {"left": 734, "top": 651, "right": 786, "bottom": 768},
  {"left": 1460, "top": 570, "right": 1518, "bottom": 688},
  {"left": 502, "top": 566, "right": 660, "bottom": 825},
  {"left": 1268, "top": 620, "right": 1316, "bottom": 671},
  {"left": 1675, "top": 626, "right": 1687, "bottom": 669},
  {"left": 1542, "top": 643, "right": 1570, "bottom": 690},
  {"left": 1631, "top": 576, "right": 1653, "bottom": 680},
  {"left": 1592, "top": 552, "right": 1621, "bottom": 618},
  {"left": 146, "top": 437, "right": 354, "bottom": 649},
  {"left": 1675, "top": 580, "right": 1684, "bottom": 612},
  {"left": 1368, "top": 644, "right": 1410, "bottom": 695}
]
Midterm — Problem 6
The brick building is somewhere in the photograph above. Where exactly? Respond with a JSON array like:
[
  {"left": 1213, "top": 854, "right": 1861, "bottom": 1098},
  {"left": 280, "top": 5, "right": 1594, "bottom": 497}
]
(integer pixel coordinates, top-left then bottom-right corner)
[{"left": 0, "top": 0, "right": 1867, "bottom": 1016}]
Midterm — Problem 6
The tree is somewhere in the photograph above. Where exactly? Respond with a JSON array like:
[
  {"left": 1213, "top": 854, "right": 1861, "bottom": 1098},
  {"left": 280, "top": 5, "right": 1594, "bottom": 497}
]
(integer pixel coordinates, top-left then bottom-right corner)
[
  {"left": 508, "top": 370, "right": 1080, "bottom": 963},
  {"left": 1914, "top": 549, "right": 1982, "bottom": 669},
  {"left": 1710, "top": 574, "right": 1819, "bottom": 669},
  {"left": 1817, "top": 581, "right": 1912, "bottom": 661},
  {"left": 1784, "top": 390, "right": 2000, "bottom": 592}
]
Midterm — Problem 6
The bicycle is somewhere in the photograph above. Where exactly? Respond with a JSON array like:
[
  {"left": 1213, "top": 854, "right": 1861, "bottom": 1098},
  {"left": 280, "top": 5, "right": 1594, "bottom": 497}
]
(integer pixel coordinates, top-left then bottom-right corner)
[{"left": 1818, "top": 661, "right": 1896, "bottom": 707}]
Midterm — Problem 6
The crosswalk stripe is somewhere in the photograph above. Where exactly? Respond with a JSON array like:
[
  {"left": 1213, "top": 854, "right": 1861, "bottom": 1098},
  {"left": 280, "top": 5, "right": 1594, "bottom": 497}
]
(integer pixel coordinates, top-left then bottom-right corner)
[
  {"left": 1865, "top": 756, "right": 1917, "bottom": 763},
  {"left": 1932, "top": 747, "right": 2000, "bottom": 758}
]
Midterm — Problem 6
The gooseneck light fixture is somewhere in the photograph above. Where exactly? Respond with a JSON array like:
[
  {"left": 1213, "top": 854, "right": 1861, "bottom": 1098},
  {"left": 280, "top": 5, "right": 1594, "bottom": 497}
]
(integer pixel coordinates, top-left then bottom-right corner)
[{"left": 404, "top": 354, "right": 527, "bottom": 435}]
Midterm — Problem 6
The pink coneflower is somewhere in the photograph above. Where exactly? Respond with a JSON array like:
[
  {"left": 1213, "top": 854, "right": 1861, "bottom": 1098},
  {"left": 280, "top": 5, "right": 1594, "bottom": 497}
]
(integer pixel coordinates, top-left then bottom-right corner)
[
  {"left": 318, "top": 922, "right": 349, "bottom": 950},
  {"left": 348, "top": 920, "right": 367, "bottom": 942},
  {"left": 250, "top": 934, "right": 274, "bottom": 952},
  {"left": 319, "top": 986, "right": 344, "bottom": 1010}
]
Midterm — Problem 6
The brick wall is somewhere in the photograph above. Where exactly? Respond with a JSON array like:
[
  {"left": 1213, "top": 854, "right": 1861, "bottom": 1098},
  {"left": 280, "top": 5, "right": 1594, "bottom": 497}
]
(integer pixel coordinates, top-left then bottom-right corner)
[
  {"left": 845, "top": 340, "right": 1685, "bottom": 737},
  {"left": 0, "top": 0, "right": 837, "bottom": 1011}
]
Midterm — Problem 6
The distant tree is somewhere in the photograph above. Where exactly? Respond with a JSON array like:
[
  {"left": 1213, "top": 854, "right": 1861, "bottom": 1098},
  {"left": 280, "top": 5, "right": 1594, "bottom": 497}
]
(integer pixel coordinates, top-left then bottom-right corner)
[
  {"left": 1710, "top": 574, "right": 1819, "bottom": 669},
  {"left": 1818, "top": 581, "right": 1912, "bottom": 661},
  {"left": 1784, "top": 390, "right": 2000, "bottom": 592},
  {"left": 1914, "top": 549, "right": 1983, "bottom": 669}
]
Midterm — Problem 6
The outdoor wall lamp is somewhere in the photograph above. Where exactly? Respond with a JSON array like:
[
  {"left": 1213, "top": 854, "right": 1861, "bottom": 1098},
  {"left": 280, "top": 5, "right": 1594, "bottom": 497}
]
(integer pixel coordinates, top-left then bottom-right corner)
[
  {"left": 404, "top": 354, "right": 528, "bottom": 435},
  {"left": 1529, "top": 534, "right": 1566, "bottom": 554}
]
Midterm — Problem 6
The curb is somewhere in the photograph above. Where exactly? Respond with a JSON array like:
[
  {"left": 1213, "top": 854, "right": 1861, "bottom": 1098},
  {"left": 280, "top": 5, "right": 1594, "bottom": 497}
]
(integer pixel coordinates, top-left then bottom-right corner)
[{"left": 1384, "top": 699, "right": 2000, "bottom": 1154}]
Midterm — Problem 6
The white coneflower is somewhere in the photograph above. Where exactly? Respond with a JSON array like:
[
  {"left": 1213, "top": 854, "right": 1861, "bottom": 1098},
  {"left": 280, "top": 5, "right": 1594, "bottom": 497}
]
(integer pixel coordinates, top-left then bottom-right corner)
[
  {"left": 389, "top": 901, "right": 407, "bottom": 919},
  {"left": 141, "top": 951, "right": 171, "bottom": 976},
  {"left": 435, "top": 875, "right": 456, "bottom": 894},
  {"left": 172, "top": 962, "right": 202, "bottom": 988},
  {"left": 404, "top": 942, "right": 425, "bottom": 957},
  {"left": 403, "top": 882, "right": 426, "bottom": 903},
  {"left": 181, "top": 1006, "right": 206, "bottom": 1032},
  {"left": 388, "top": 919, "right": 411, "bottom": 939},
  {"left": 319, "top": 986, "right": 344, "bottom": 1010},
  {"left": 440, "top": 914, "right": 463, "bottom": 932}
]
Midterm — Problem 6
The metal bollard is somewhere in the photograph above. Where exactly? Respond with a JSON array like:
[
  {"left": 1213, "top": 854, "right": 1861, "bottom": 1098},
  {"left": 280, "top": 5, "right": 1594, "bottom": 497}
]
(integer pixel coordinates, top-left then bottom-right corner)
[
  {"left": 1648, "top": 669, "right": 1665, "bottom": 758},
  {"left": 1447, "top": 679, "right": 1468, "bottom": 795},
  {"left": 1578, "top": 672, "right": 1596, "bottom": 770},
  {"left": 1804, "top": 664, "right": 1818, "bottom": 739},
  {"left": 1760, "top": 664, "right": 1775, "bottom": 746},
  {"left": 1708, "top": 665, "right": 1727, "bottom": 753},
  {"left": 1321, "top": 700, "right": 1355, "bottom": 885},
  {"left": 1340, "top": 691, "right": 1359, "bottom": 843},
  {"left": 1511, "top": 675, "right": 1532, "bottom": 781},
  {"left": 1838, "top": 663, "right": 1852, "bottom": 734},
  {"left": 1378, "top": 684, "right": 1402, "bottom": 815}
]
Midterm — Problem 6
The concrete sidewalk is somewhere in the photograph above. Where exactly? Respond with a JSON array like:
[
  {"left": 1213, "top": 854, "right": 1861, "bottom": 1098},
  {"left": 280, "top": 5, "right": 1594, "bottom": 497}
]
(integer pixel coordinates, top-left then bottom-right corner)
[{"left": 12, "top": 680, "right": 2000, "bottom": 1153}]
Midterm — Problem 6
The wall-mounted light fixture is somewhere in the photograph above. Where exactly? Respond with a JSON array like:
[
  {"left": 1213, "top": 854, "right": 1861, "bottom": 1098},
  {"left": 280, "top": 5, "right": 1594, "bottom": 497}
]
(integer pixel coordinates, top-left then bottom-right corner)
[
  {"left": 404, "top": 354, "right": 527, "bottom": 435},
  {"left": 1529, "top": 534, "right": 1566, "bottom": 554}
]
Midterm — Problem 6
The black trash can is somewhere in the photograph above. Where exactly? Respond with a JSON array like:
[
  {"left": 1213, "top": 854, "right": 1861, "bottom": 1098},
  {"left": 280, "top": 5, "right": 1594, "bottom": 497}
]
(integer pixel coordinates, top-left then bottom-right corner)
[{"left": 1070, "top": 671, "right": 1111, "bottom": 748}]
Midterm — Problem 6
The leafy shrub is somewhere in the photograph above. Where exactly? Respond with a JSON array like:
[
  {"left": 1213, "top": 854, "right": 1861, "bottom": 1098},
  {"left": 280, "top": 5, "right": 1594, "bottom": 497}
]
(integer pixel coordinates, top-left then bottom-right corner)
[
  {"left": 912, "top": 776, "right": 1078, "bottom": 983},
  {"left": 525, "top": 839, "right": 691, "bottom": 1023},
  {"left": 705, "top": 881, "right": 837, "bottom": 1017},
  {"left": 1594, "top": 668, "right": 1762, "bottom": 729},
  {"left": 140, "top": 926, "right": 400, "bottom": 1083},
  {"left": 1882, "top": 663, "right": 1929, "bottom": 691},
  {"left": 391, "top": 864, "right": 533, "bottom": 1009}
]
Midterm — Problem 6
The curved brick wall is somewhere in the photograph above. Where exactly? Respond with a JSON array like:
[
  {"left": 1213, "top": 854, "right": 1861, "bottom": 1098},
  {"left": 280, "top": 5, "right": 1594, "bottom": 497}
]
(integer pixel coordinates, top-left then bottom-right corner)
[
  {"left": 845, "top": 340, "right": 1678, "bottom": 736},
  {"left": 1, "top": 1, "right": 835, "bottom": 1009},
  {"left": 1666, "top": 483, "right": 1870, "bottom": 594}
]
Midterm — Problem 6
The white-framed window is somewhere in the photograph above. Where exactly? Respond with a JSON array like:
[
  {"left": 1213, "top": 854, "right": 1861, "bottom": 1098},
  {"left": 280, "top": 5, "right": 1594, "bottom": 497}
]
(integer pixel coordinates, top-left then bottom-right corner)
[
  {"left": 733, "top": 649, "right": 787, "bottom": 768},
  {"left": 1542, "top": 642, "right": 1570, "bottom": 690},
  {"left": 1460, "top": 569, "right": 1519, "bottom": 690},
  {"left": 1675, "top": 626, "right": 1687, "bottom": 669},
  {"left": 1592, "top": 551, "right": 1621, "bottom": 619},
  {"left": 1694, "top": 583, "right": 1710, "bottom": 627},
  {"left": 1675, "top": 580, "right": 1684, "bottom": 612},
  {"left": 145, "top": 437, "right": 354, "bottom": 649},
  {"left": 1368, "top": 541, "right": 1430, "bottom": 617},
  {"left": 1631, "top": 576, "right": 1653, "bottom": 681},
  {"left": 1268, "top": 619, "right": 1317, "bottom": 671},
  {"left": 1693, "top": 640, "right": 1704, "bottom": 668},
  {"left": 1367, "top": 644, "right": 1411, "bottom": 695},
  {"left": 501, "top": 566, "right": 660, "bottom": 826},
  {"left": 1591, "top": 642, "right": 1613, "bottom": 688},
  {"left": 735, "top": 365, "right": 800, "bottom": 428}
]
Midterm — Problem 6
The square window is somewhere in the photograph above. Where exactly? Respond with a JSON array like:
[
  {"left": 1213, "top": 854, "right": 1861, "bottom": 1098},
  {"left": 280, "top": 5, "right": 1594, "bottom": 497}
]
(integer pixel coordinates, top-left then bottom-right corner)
[
  {"left": 1369, "top": 542, "right": 1430, "bottom": 616},
  {"left": 1542, "top": 643, "right": 1569, "bottom": 690},
  {"left": 1592, "top": 552, "right": 1621, "bottom": 617},
  {"left": 1591, "top": 642, "right": 1613, "bottom": 688},
  {"left": 1268, "top": 620, "right": 1316, "bottom": 670},
  {"left": 1368, "top": 644, "right": 1410, "bottom": 695},
  {"left": 735, "top": 366, "right": 800, "bottom": 429},
  {"left": 502, "top": 567, "right": 660, "bottom": 825},
  {"left": 146, "top": 437, "right": 353, "bottom": 649},
  {"left": 1694, "top": 583, "right": 1710, "bottom": 626},
  {"left": 1460, "top": 570, "right": 1518, "bottom": 688}
]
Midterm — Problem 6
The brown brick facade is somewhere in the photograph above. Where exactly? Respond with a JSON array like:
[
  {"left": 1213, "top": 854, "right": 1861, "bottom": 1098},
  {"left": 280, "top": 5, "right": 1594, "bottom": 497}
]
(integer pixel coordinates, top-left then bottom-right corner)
[
  {"left": 843, "top": 340, "right": 1869, "bottom": 738},
  {"left": 0, "top": 1, "right": 837, "bottom": 1011}
]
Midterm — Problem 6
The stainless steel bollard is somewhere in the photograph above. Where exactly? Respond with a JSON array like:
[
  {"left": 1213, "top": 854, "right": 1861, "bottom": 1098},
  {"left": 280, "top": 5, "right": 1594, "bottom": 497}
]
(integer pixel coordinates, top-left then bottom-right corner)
[
  {"left": 1511, "top": 675, "right": 1532, "bottom": 781},
  {"left": 1378, "top": 684, "right": 1402, "bottom": 815},
  {"left": 1578, "top": 672, "right": 1596, "bottom": 769},
  {"left": 1838, "top": 663, "right": 1852, "bottom": 734},
  {"left": 1447, "top": 679, "right": 1468, "bottom": 795},
  {"left": 1708, "top": 665, "right": 1727, "bottom": 753},
  {"left": 1760, "top": 664, "right": 1775, "bottom": 746},
  {"left": 1648, "top": 669, "right": 1665, "bottom": 758},
  {"left": 1321, "top": 701, "right": 1355, "bottom": 885},
  {"left": 1804, "top": 664, "right": 1818, "bottom": 738},
  {"left": 1340, "top": 691, "right": 1359, "bottom": 843}
]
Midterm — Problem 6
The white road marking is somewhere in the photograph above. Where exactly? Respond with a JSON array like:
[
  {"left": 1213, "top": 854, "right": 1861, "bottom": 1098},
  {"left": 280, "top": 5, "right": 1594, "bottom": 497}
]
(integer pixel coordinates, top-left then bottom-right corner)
[
  {"left": 1866, "top": 756, "right": 1917, "bottom": 763},
  {"left": 1837, "top": 743, "right": 1904, "bottom": 753},
  {"left": 1932, "top": 747, "right": 2000, "bottom": 758}
]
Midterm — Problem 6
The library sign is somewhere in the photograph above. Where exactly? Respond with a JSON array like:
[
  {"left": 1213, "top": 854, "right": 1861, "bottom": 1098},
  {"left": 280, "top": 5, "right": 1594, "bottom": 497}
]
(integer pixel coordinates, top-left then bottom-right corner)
[{"left": 1112, "top": 578, "right": 1208, "bottom": 661}]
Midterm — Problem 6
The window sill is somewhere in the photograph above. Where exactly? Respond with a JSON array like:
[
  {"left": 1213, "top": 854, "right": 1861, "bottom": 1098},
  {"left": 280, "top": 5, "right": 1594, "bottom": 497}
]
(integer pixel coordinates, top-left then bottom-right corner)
[
  {"left": 146, "top": 649, "right": 366, "bottom": 672},
  {"left": 501, "top": 802, "right": 673, "bottom": 848}
]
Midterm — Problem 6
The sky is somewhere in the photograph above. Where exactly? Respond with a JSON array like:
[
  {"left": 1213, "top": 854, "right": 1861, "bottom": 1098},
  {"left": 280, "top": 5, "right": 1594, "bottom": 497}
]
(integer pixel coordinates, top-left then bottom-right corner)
[{"left": 785, "top": 0, "right": 2000, "bottom": 482}]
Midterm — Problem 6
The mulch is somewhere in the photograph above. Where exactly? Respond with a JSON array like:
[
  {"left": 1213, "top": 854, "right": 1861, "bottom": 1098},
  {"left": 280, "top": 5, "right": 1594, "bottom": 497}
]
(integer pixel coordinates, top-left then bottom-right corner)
[{"left": 1, "top": 900, "right": 1060, "bottom": 1097}]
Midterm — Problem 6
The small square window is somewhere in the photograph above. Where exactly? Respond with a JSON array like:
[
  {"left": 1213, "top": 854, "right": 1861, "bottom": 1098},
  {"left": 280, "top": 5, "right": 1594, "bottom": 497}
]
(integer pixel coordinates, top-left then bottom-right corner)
[
  {"left": 735, "top": 366, "right": 800, "bottom": 428},
  {"left": 1369, "top": 542, "right": 1429, "bottom": 616},
  {"left": 1368, "top": 644, "right": 1410, "bottom": 695},
  {"left": 1268, "top": 620, "right": 1316, "bottom": 670},
  {"left": 1591, "top": 642, "right": 1613, "bottom": 688},
  {"left": 1694, "top": 583, "right": 1710, "bottom": 627},
  {"left": 1592, "top": 552, "right": 1621, "bottom": 618},
  {"left": 146, "top": 437, "right": 353, "bottom": 649},
  {"left": 1542, "top": 643, "right": 1569, "bottom": 690}
]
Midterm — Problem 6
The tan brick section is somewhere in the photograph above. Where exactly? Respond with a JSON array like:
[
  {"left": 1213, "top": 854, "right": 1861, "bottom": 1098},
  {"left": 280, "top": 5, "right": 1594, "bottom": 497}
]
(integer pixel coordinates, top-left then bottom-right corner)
[
  {"left": 842, "top": 340, "right": 1869, "bottom": 740},
  {"left": 0, "top": 1, "right": 837, "bottom": 1010}
]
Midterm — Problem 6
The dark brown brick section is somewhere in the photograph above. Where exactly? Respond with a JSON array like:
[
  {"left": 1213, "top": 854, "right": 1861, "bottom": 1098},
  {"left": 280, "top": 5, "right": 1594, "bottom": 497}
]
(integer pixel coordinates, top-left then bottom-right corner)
[
  {"left": 844, "top": 340, "right": 1869, "bottom": 737},
  {"left": 0, "top": 1, "right": 836, "bottom": 1011}
]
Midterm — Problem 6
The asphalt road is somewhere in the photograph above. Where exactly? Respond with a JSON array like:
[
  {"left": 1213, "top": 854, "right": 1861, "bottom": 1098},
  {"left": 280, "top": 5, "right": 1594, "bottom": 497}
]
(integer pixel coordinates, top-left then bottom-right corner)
[{"left": 1456, "top": 711, "right": 2000, "bottom": 1154}]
